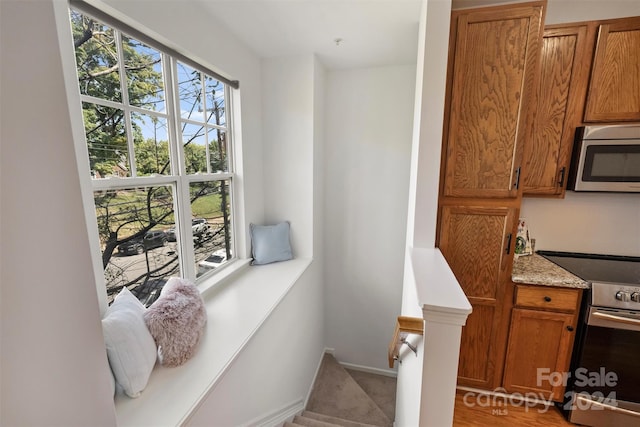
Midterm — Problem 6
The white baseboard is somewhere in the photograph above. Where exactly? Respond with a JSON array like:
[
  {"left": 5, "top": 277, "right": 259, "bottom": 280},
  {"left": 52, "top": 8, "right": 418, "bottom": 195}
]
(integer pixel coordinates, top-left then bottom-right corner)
[
  {"left": 325, "top": 348, "right": 397, "bottom": 378},
  {"left": 247, "top": 398, "right": 305, "bottom": 427},
  {"left": 338, "top": 361, "right": 398, "bottom": 378}
]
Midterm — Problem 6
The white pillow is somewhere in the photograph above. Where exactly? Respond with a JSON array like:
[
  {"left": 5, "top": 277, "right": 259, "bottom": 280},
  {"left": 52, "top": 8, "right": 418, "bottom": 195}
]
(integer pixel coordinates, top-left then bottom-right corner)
[
  {"left": 108, "top": 361, "right": 116, "bottom": 397},
  {"left": 102, "top": 287, "right": 157, "bottom": 398}
]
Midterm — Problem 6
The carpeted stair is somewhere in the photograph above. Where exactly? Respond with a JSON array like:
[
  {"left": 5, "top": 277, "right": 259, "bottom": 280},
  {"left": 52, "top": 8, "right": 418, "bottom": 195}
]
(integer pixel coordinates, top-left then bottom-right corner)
[{"left": 284, "top": 353, "right": 396, "bottom": 427}]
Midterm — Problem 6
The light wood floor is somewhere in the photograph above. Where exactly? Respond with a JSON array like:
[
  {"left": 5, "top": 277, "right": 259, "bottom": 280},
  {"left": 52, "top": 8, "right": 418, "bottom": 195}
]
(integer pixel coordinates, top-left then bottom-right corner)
[{"left": 453, "top": 391, "right": 574, "bottom": 426}]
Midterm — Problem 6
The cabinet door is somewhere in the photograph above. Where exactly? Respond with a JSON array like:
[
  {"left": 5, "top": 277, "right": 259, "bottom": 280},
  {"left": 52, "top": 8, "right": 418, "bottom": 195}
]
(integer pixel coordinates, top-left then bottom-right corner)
[
  {"left": 502, "top": 308, "right": 577, "bottom": 402},
  {"left": 443, "top": 4, "right": 544, "bottom": 198},
  {"left": 523, "top": 25, "right": 591, "bottom": 196},
  {"left": 438, "top": 205, "right": 518, "bottom": 389},
  {"left": 584, "top": 17, "right": 640, "bottom": 122}
]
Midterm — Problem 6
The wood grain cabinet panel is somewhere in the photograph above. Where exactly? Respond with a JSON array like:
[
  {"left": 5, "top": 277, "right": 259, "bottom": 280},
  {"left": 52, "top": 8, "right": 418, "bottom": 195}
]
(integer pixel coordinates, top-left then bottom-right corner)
[
  {"left": 439, "top": 205, "right": 518, "bottom": 388},
  {"left": 443, "top": 4, "right": 544, "bottom": 198},
  {"left": 515, "top": 284, "right": 581, "bottom": 312},
  {"left": 523, "top": 25, "right": 591, "bottom": 196},
  {"left": 439, "top": 206, "right": 514, "bottom": 300},
  {"left": 457, "top": 304, "right": 496, "bottom": 385},
  {"left": 502, "top": 308, "right": 578, "bottom": 402},
  {"left": 584, "top": 17, "right": 640, "bottom": 122},
  {"left": 503, "top": 284, "right": 582, "bottom": 402}
]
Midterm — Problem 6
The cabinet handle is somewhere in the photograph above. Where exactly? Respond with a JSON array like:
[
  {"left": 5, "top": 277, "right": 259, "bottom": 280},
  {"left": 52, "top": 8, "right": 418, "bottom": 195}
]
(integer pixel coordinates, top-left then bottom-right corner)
[
  {"left": 567, "top": 326, "right": 574, "bottom": 332},
  {"left": 513, "top": 166, "right": 521, "bottom": 190},
  {"left": 558, "top": 167, "right": 566, "bottom": 187},
  {"left": 544, "top": 296, "right": 552, "bottom": 302},
  {"left": 505, "top": 233, "right": 512, "bottom": 254}
]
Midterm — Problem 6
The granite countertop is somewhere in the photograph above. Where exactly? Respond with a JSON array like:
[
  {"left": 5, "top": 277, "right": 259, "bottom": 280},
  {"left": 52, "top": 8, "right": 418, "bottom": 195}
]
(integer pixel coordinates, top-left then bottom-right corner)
[{"left": 512, "top": 254, "right": 590, "bottom": 289}]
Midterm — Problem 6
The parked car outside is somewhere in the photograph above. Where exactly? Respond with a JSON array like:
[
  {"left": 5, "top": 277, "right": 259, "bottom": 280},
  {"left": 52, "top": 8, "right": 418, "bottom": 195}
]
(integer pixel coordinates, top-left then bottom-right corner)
[
  {"left": 191, "top": 218, "right": 209, "bottom": 235},
  {"left": 117, "top": 230, "right": 169, "bottom": 256},
  {"left": 166, "top": 218, "right": 209, "bottom": 242},
  {"left": 197, "top": 249, "right": 229, "bottom": 274},
  {"left": 130, "top": 278, "right": 167, "bottom": 307}
]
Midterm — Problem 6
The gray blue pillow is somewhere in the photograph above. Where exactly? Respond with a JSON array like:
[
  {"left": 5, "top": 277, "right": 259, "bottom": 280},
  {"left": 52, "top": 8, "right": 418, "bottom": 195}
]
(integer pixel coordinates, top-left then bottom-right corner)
[{"left": 250, "top": 221, "right": 293, "bottom": 265}]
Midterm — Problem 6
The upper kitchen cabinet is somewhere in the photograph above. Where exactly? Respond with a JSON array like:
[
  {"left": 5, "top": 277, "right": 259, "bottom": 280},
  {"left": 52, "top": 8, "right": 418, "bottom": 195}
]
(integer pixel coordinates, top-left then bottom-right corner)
[
  {"left": 584, "top": 16, "right": 640, "bottom": 122},
  {"left": 523, "top": 25, "right": 591, "bottom": 197},
  {"left": 442, "top": 2, "right": 545, "bottom": 199}
]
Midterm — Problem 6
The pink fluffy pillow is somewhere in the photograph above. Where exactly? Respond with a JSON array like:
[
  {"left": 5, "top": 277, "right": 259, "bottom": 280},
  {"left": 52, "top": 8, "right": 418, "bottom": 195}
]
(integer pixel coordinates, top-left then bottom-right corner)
[{"left": 144, "top": 277, "right": 207, "bottom": 367}]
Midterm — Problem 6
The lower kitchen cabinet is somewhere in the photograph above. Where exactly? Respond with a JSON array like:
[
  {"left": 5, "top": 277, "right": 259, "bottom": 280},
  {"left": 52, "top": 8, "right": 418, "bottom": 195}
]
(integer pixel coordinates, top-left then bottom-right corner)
[{"left": 502, "top": 284, "right": 582, "bottom": 402}]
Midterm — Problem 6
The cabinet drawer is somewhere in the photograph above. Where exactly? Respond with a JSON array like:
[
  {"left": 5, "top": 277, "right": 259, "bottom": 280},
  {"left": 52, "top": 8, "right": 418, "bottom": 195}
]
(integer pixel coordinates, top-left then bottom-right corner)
[{"left": 515, "top": 285, "right": 580, "bottom": 312}]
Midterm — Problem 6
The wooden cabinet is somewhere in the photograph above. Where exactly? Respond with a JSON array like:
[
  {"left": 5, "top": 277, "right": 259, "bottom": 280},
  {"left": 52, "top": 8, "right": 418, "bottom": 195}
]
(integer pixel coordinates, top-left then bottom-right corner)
[
  {"left": 438, "top": 205, "right": 518, "bottom": 389},
  {"left": 438, "top": 1, "right": 545, "bottom": 389},
  {"left": 502, "top": 284, "right": 582, "bottom": 402},
  {"left": 584, "top": 16, "right": 640, "bottom": 122},
  {"left": 523, "top": 25, "right": 591, "bottom": 197},
  {"left": 523, "top": 16, "right": 640, "bottom": 196},
  {"left": 442, "top": 2, "right": 545, "bottom": 199}
]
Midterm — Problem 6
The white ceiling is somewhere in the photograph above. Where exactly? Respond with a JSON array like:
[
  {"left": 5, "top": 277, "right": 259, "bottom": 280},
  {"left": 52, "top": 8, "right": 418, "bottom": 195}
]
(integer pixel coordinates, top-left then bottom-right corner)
[
  {"left": 197, "top": 0, "right": 536, "bottom": 69},
  {"left": 198, "top": 0, "right": 424, "bottom": 69}
]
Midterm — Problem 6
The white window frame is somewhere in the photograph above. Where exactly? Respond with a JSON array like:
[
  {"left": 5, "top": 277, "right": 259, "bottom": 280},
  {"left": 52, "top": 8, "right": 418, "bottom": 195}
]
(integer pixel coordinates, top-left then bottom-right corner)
[{"left": 71, "top": 8, "right": 239, "bottom": 305}]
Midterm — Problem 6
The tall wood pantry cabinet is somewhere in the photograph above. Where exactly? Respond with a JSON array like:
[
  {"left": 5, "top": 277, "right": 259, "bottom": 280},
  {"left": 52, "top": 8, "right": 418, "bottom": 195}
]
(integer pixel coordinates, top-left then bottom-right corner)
[{"left": 437, "top": 1, "right": 545, "bottom": 390}]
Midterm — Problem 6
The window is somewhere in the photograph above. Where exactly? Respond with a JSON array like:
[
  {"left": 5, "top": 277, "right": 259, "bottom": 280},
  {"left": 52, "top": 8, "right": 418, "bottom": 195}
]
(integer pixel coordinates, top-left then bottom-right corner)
[{"left": 70, "top": 9, "right": 235, "bottom": 306}]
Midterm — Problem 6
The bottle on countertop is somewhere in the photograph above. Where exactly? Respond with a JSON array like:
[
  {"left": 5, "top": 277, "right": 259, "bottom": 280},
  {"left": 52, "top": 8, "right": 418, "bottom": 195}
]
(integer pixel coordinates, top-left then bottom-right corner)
[{"left": 515, "top": 218, "right": 533, "bottom": 257}]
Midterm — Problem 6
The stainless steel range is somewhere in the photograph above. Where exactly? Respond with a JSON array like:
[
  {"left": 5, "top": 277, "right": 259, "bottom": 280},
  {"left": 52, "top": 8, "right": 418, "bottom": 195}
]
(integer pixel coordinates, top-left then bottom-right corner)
[{"left": 539, "top": 251, "right": 640, "bottom": 427}]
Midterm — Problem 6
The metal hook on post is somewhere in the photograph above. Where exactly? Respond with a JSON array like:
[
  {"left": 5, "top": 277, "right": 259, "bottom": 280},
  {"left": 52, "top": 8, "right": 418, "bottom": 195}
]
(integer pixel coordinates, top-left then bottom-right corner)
[{"left": 401, "top": 337, "right": 418, "bottom": 356}]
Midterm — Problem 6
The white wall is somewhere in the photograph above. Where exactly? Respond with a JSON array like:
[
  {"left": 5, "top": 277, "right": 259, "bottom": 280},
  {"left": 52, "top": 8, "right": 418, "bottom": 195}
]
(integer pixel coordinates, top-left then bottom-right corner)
[
  {"left": 314, "top": 58, "right": 326, "bottom": 268},
  {"left": 521, "top": 0, "right": 640, "bottom": 258},
  {"left": 521, "top": 193, "right": 640, "bottom": 256},
  {"left": 546, "top": 0, "right": 640, "bottom": 25},
  {"left": 262, "top": 55, "right": 316, "bottom": 258},
  {"left": 187, "top": 262, "right": 325, "bottom": 426},
  {"left": 324, "top": 65, "right": 415, "bottom": 371},
  {"left": 0, "top": 1, "right": 116, "bottom": 424}
]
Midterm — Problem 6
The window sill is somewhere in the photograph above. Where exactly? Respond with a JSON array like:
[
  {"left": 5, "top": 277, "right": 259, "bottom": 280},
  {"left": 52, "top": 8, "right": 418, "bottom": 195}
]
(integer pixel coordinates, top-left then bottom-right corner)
[{"left": 114, "top": 257, "right": 313, "bottom": 427}]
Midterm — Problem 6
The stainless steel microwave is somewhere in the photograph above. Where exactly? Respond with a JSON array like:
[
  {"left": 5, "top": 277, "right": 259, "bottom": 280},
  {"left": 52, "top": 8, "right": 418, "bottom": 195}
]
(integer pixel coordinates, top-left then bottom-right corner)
[{"left": 568, "top": 124, "right": 640, "bottom": 193}]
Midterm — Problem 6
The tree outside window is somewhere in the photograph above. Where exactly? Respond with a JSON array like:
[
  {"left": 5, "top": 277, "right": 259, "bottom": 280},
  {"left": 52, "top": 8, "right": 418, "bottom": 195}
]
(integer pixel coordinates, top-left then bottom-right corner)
[{"left": 71, "top": 10, "right": 234, "bottom": 305}]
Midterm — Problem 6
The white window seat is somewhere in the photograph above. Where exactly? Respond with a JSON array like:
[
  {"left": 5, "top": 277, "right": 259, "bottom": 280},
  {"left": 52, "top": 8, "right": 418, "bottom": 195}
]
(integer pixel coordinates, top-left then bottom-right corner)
[{"left": 114, "top": 257, "right": 313, "bottom": 427}]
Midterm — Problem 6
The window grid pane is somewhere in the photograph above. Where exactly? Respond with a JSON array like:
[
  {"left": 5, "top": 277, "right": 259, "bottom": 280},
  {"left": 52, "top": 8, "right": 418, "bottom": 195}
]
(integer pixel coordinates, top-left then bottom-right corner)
[
  {"left": 177, "top": 62, "right": 204, "bottom": 122},
  {"left": 82, "top": 102, "right": 130, "bottom": 178},
  {"left": 95, "top": 186, "right": 180, "bottom": 306},
  {"left": 72, "top": 11, "right": 122, "bottom": 103},
  {"left": 71, "top": 8, "right": 235, "bottom": 306},
  {"left": 191, "top": 180, "right": 233, "bottom": 278},
  {"left": 122, "top": 37, "right": 165, "bottom": 112},
  {"left": 132, "top": 113, "right": 171, "bottom": 176}
]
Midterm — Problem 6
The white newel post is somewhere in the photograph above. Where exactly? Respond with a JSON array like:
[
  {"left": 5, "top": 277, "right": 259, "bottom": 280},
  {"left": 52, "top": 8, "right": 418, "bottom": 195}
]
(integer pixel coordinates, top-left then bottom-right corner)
[
  {"left": 420, "top": 306, "right": 470, "bottom": 426},
  {"left": 411, "top": 248, "right": 471, "bottom": 427}
]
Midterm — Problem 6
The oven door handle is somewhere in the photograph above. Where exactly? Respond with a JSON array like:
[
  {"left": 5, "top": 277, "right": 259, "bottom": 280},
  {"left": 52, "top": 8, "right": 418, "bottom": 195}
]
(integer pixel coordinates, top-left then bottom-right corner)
[
  {"left": 592, "top": 311, "right": 640, "bottom": 330},
  {"left": 574, "top": 394, "right": 640, "bottom": 418}
]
